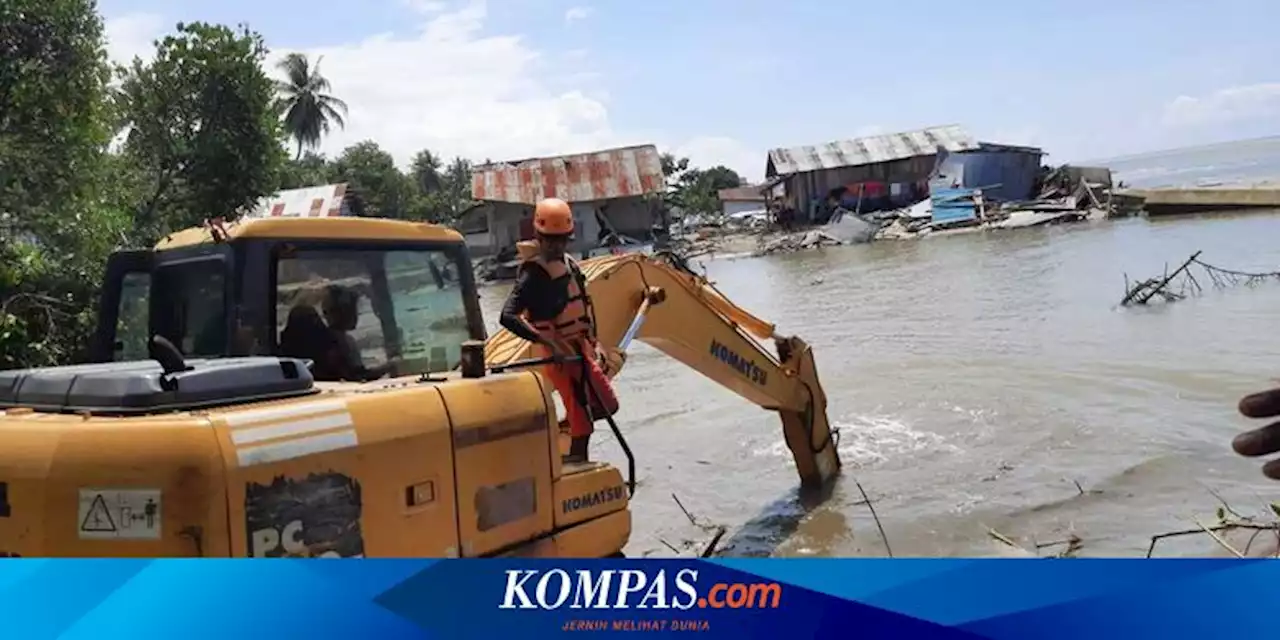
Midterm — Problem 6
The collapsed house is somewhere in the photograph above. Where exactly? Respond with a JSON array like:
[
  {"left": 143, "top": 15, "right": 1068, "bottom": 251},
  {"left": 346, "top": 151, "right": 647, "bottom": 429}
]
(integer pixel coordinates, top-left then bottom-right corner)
[
  {"left": 763, "top": 124, "right": 985, "bottom": 223},
  {"left": 465, "top": 145, "right": 667, "bottom": 267},
  {"left": 752, "top": 126, "right": 1140, "bottom": 251}
]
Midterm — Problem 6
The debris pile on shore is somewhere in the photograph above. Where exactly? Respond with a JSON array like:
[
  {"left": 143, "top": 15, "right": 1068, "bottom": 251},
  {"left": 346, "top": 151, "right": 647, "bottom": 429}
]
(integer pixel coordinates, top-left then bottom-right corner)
[
  {"left": 735, "top": 164, "right": 1142, "bottom": 256},
  {"left": 668, "top": 211, "right": 774, "bottom": 258},
  {"left": 471, "top": 164, "right": 1149, "bottom": 275},
  {"left": 756, "top": 229, "right": 842, "bottom": 255}
]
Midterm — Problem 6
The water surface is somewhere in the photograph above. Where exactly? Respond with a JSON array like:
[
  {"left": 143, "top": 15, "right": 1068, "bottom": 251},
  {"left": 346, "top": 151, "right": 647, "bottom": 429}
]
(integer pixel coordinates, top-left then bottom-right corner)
[{"left": 480, "top": 211, "right": 1280, "bottom": 557}]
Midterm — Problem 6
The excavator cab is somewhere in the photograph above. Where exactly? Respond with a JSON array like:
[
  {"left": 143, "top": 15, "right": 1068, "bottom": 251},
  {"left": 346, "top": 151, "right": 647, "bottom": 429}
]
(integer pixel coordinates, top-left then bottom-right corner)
[{"left": 88, "top": 218, "right": 488, "bottom": 381}]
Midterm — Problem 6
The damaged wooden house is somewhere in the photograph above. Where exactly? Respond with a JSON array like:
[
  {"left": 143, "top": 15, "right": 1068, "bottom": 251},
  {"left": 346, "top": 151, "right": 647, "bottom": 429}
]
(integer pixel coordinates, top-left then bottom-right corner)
[{"left": 461, "top": 144, "right": 668, "bottom": 280}]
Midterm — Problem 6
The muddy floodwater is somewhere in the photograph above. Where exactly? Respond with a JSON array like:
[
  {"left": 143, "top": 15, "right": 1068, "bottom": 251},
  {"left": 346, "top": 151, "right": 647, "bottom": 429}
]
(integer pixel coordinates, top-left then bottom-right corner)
[{"left": 478, "top": 211, "right": 1280, "bottom": 557}]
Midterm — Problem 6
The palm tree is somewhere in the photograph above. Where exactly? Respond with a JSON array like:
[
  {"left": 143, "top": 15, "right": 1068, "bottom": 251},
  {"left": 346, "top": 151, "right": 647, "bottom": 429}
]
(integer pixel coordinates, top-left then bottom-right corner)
[
  {"left": 275, "top": 53, "right": 349, "bottom": 160},
  {"left": 410, "top": 149, "right": 443, "bottom": 193}
]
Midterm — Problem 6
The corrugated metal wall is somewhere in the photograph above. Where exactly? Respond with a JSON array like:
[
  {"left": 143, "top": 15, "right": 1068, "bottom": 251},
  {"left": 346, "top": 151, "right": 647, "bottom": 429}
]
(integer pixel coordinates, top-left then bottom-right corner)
[
  {"left": 781, "top": 156, "right": 939, "bottom": 222},
  {"left": 929, "top": 187, "right": 978, "bottom": 226},
  {"left": 942, "top": 150, "right": 1042, "bottom": 202}
]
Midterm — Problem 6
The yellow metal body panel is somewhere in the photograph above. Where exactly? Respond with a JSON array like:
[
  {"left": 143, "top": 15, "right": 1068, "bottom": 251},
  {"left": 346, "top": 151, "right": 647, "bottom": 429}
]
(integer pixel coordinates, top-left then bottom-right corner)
[
  {"left": 0, "top": 370, "right": 631, "bottom": 558},
  {"left": 154, "top": 217, "right": 463, "bottom": 251},
  {"left": 0, "top": 409, "right": 229, "bottom": 558},
  {"left": 501, "top": 509, "right": 631, "bottom": 558},
  {"left": 436, "top": 374, "right": 556, "bottom": 557},
  {"left": 554, "top": 463, "right": 628, "bottom": 530},
  {"left": 217, "top": 386, "right": 463, "bottom": 558}
]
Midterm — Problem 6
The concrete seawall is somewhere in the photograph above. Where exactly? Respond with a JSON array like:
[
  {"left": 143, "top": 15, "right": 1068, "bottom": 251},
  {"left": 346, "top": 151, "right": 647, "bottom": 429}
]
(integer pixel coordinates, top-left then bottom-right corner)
[{"left": 1124, "top": 186, "right": 1280, "bottom": 216}]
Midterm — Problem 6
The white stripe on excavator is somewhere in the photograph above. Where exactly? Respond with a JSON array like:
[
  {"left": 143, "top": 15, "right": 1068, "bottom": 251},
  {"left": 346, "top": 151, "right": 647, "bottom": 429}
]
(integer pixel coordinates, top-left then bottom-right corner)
[
  {"left": 222, "top": 399, "right": 350, "bottom": 427},
  {"left": 230, "top": 412, "right": 354, "bottom": 446},
  {"left": 236, "top": 430, "right": 359, "bottom": 467}
]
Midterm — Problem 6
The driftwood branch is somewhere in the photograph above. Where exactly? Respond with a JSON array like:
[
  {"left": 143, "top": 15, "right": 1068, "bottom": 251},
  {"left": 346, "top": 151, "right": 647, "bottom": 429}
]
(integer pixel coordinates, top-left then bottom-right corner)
[
  {"left": 856, "top": 481, "right": 893, "bottom": 558},
  {"left": 1120, "top": 251, "right": 1200, "bottom": 305},
  {"left": 1121, "top": 251, "right": 1280, "bottom": 306},
  {"left": 661, "top": 493, "right": 727, "bottom": 558},
  {"left": 1145, "top": 493, "right": 1280, "bottom": 558},
  {"left": 988, "top": 527, "right": 1084, "bottom": 558}
]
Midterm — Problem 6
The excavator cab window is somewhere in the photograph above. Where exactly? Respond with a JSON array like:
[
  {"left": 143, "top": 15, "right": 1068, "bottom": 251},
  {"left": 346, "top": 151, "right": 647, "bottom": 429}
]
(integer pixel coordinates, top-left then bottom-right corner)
[
  {"left": 269, "top": 241, "right": 479, "bottom": 381},
  {"left": 91, "top": 245, "right": 235, "bottom": 363},
  {"left": 152, "top": 257, "right": 229, "bottom": 358},
  {"left": 114, "top": 271, "right": 152, "bottom": 361}
]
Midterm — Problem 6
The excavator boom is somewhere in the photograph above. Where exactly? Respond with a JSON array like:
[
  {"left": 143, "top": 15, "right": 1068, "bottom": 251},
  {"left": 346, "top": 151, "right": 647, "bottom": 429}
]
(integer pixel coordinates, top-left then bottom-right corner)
[{"left": 484, "top": 251, "right": 842, "bottom": 488}]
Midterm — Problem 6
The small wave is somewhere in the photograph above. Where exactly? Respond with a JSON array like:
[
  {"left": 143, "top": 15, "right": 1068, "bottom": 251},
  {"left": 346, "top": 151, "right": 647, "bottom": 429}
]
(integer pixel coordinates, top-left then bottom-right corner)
[{"left": 751, "top": 414, "right": 959, "bottom": 466}]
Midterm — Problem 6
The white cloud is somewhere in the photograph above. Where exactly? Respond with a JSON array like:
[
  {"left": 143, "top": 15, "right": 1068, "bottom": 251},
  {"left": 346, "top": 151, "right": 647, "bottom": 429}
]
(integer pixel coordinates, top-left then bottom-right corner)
[
  {"left": 671, "top": 135, "right": 764, "bottom": 184},
  {"left": 564, "top": 6, "right": 593, "bottom": 25},
  {"left": 103, "top": 12, "right": 165, "bottom": 66},
  {"left": 401, "top": 0, "right": 449, "bottom": 14},
  {"left": 1162, "top": 83, "right": 1280, "bottom": 127},
  {"left": 100, "top": 2, "right": 759, "bottom": 179},
  {"left": 104, "top": 2, "right": 633, "bottom": 168}
]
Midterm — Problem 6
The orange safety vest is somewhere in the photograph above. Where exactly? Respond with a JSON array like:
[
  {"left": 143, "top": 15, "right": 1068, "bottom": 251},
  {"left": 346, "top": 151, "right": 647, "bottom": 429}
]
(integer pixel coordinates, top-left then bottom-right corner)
[{"left": 517, "top": 242, "right": 595, "bottom": 349}]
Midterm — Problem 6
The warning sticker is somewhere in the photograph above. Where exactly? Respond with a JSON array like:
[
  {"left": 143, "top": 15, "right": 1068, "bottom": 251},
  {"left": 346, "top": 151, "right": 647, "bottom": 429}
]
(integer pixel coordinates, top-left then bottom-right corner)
[{"left": 77, "top": 489, "right": 161, "bottom": 540}]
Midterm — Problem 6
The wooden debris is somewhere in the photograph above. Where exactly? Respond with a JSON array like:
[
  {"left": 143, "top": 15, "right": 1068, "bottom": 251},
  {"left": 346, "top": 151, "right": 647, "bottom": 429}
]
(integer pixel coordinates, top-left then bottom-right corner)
[
  {"left": 660, "top": 492, "right": 730, "bottom": 558},
  {"left": 1121, "top": 250, "right": 1280, "bottom": 306},
  {"left": 755, "top": 230, "right": 843, "bottom": 256}
]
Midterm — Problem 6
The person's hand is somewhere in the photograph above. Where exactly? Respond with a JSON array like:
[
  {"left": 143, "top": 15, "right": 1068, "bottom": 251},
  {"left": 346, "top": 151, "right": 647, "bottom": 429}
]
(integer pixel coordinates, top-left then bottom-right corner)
[
  {"left": 1232, "top": 387, "right": 1280, "bottom": 479},
  {"left": 596, "top": 345, "right": 626, "bottom": 377}
]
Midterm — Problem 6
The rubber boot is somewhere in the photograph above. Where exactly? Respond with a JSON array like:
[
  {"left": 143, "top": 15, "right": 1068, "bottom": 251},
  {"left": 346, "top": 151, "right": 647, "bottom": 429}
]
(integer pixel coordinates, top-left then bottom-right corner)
[{"left": 562, "top": 434, "right": 590, "bottom": 464}]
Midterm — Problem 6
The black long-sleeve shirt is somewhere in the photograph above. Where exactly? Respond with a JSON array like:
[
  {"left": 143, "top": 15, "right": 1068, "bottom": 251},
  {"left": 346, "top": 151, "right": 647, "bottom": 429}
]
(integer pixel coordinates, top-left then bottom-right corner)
[{"left": 499, "top": 263, "right": 575, "bottom": 343}]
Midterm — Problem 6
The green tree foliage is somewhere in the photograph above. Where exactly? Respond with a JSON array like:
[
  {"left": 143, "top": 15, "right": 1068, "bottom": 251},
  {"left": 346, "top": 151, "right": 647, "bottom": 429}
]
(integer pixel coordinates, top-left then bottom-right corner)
[
  {"left": 411, "top": 149, "right": 443, "bottom": 193},
  {"left": 439, "top": 156, "right": 475, "bottom": 219},
  {"left": 394, "top": 151, "right": 474, "bottom": 223},
  {"left": 115, "top": 21, "right": 285, "bottom": 239},
  {"left": 667, "top": 161, "right": 745, "bottom": 216},
  {"left": 0, "top": 0, "right": 119, "bottom": 368},
  {"left": 280, "top": 152, "right": 333, "bottom": 190},
  {"left": 274, "top": 53, "right": 348, "bottom": 160},
  {"left": 0, "top": 2, "right": 741, "bottom": 371},
  {"left": 660, "top": 153, "right": 690, "bottom": 183},
  {"left": 329, "top": 141, "right": 416, "bottom": 219}
]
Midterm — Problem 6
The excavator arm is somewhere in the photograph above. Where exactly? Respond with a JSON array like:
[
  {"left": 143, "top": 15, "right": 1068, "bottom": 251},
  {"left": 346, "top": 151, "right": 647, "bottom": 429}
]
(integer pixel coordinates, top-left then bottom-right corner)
[{"left": 484, "top": 251, "right": 842, "bottom": 488}]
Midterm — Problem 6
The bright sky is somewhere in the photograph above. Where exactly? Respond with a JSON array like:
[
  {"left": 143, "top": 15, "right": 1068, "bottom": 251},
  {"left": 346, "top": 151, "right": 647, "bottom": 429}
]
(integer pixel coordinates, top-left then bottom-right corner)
[{"left": 99, "top": 0, "right": 1280, "bottom": 183}]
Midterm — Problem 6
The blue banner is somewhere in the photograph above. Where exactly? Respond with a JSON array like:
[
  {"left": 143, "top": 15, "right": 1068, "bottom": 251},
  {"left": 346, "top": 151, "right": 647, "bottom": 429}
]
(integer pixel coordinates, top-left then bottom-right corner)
[{"left": 2, "top": 558, "right": 1275, "bottom": 638}]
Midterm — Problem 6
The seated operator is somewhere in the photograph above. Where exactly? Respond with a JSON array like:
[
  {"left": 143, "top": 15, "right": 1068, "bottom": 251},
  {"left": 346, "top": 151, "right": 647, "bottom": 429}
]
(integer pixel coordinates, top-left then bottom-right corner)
[
  {"left": 321, "top": 285, "right": 396, "bottom": 382},
  {"left": 279, "top": 304, "right": 343, "bottom": 380},
  {"left": 498, "top": 197, "right": 620, "bottom": 464}
]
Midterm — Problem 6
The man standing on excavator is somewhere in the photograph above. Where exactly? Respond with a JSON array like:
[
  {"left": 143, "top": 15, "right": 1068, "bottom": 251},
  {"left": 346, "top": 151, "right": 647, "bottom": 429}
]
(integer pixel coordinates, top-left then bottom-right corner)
[{"left": 499, "top": 197, "right": 620, "bottom": 464}]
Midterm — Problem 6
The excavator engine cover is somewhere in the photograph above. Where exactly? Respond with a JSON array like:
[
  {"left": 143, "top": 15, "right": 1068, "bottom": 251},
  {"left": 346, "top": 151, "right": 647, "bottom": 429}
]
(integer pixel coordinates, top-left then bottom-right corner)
[{"left": 0, "top": 357, "right": 317, "bottom": 415}]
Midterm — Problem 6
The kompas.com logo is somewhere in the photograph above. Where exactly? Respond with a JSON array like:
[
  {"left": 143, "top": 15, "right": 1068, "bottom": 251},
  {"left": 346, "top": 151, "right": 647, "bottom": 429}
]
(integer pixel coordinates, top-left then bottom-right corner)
[{"left": 498, "top": 568, "right": 783, "bottom": 610}]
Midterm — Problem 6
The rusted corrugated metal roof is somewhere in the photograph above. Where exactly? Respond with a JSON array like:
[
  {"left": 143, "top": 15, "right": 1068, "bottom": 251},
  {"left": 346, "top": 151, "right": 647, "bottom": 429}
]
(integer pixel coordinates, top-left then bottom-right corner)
[
  {"left": 471, "top": 144, "right": 664, "bottom": 204},
  {"left": 244, "top": 183, "right": 349, "bottom": 218},
  {"left": 767, "top": 125, "right": 979, "bottom": 177}
]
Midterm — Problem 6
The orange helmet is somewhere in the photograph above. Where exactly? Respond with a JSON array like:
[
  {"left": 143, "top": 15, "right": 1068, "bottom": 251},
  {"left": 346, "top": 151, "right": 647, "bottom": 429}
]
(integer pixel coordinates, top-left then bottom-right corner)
[{"left": 533, "top": 198, "right": 574, "bottom": 236}]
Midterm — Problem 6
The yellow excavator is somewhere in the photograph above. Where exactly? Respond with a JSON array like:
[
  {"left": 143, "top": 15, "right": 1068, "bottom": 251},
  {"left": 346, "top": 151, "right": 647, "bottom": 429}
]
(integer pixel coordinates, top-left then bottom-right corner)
[{"left": 0, "top": 214, "right": 840, "bottom": 558}]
